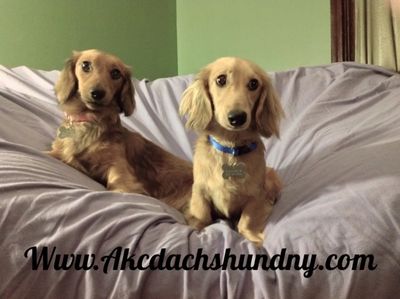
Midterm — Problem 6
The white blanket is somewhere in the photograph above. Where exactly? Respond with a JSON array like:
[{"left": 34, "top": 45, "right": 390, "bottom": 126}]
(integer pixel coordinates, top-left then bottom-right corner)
[{"left": 0, "top": 63, "right": 399, "bottom": 298}]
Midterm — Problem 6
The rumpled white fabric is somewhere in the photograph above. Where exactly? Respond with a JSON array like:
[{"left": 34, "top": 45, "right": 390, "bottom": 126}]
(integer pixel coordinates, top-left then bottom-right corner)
[{"left": 0, "top": 63, "right": 399, "bottom": 298}]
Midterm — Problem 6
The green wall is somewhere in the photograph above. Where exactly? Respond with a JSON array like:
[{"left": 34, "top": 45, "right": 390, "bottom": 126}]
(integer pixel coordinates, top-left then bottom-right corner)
[
  {"left": 0, "top": 0, "right": 177, "bottom": 80},
  {"left": 176, "top": 0, "right": 331, "bottom": 75},
  {"left": 0, "top": 1, "right": 330, "bottom": 79}
]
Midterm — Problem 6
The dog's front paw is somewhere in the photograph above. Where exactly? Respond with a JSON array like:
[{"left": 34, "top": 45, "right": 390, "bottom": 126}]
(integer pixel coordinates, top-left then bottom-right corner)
[
  {"left": 125, "top": 188, "right": 150, "bottom": 197},
  {"left": 131, "top": 186, "right": 150, "bottom": 196},
  {"left": 109, "top": 182, "right": 150, "bottom": 196},
  {"left": 265, "top": 167, "right": 283, "bottom": 205},
  {"left": 45, "top": 149, "right": 60, "bottom": 159},
  {"left": 185, "top": 215, "right": 209, "bottom": 231},
  {"left": 239, "top": 228, "right": 264, "bottom": 247}
]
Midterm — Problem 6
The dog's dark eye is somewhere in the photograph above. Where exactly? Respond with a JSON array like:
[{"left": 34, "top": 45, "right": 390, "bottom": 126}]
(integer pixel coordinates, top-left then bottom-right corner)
[
  {"left": 216, "top": 74, "right": 227, "bottom": 87},
  {"left": 81, "top": 61, "right": 92, "bottom": 72},
  {"left": 248, "top": 79, "right": 259, "bottom": 91},
  {"left": 110, "top": 69, "right": 122, "bottom": 80}
]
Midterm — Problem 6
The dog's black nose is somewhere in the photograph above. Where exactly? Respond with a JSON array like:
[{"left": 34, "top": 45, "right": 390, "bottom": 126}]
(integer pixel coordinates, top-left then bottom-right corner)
[
  {"left": 90, "top": 89, "right": 106, "bottom": 101},
  {"left": 228, "top": 110, "right": 247, "bottom": 127}
]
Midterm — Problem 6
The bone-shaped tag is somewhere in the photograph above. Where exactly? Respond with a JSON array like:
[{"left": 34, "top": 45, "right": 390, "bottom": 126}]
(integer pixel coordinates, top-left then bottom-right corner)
[
  {"left": 58, "top": 126, "right": 75, "bottom": 139},
  {"left": 222, "top": 162, "right": 246, "bottom": 179}
]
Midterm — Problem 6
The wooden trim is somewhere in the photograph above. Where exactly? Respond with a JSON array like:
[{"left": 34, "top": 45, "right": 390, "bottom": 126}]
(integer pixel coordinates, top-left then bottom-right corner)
[{"left": 331, "top": 0, "right": 355, "bottom": 62}]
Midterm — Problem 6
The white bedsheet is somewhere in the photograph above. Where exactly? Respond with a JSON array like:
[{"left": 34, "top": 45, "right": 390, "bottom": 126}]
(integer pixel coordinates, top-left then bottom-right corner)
[{"left": 0, "top": 63, "right": 399, "bottom": 298}]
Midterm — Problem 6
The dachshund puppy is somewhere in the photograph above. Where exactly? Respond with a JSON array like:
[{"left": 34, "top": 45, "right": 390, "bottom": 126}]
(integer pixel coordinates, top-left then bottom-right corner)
[
  {"left": 179, "top": 57, "right": 284, "bottom": 246},
  {"left": 49, "top": 49, "right": 192, "bottom": 211}
]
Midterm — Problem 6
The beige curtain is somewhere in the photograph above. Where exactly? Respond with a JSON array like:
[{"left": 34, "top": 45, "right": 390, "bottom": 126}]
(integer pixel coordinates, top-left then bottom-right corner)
[{"left": 356, "top": 0, "right": 400, "bottom": 72}]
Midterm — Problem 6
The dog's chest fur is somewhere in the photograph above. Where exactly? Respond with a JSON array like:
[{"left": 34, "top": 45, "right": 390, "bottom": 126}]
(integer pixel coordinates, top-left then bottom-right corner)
[
  {"left": 194, "top": 136, "right": 266, "bottom": 218},
  {"left": 57, "top": 122, "right": 103, "bottom": 153},
  {"left": 53, "top": 121, "right": 123, "bottom": 178}
]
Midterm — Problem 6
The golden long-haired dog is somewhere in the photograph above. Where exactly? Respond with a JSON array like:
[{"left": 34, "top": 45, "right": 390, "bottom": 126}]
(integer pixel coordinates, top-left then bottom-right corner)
[
  {"left": 49, "top": 49, "right": 192, "bottom": 211},
  {"left": 179, "top": 57, "right": 284, "bottom": 246}
]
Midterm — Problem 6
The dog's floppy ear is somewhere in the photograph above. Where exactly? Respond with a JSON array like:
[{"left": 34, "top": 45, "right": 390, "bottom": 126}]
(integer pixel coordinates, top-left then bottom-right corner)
[
  {"left": 55, "top": 51, "right": 80, "bottom": 104},
  {"left": 179, "top": 69, "right": 213, "bottom": 130},
  {"left": 255, "top": 73, "right": 284, "bottom": 138},
  {"left": 118, "top": 67, "right": 135, "bottom": 116}
]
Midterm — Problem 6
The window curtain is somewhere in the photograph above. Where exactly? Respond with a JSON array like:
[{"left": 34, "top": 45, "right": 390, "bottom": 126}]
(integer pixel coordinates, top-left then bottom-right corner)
[{"left": 356, "top": 0, "right": 400, "bottom": 72}]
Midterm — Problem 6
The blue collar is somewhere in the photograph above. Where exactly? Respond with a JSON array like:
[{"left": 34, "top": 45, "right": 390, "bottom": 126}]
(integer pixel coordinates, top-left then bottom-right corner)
[{"left": 208, "top": 135, "right": 257, "bottom": 156}]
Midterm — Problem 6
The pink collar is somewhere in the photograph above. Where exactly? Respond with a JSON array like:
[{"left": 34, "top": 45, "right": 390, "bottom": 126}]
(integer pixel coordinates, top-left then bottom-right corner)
[{"left": 64, "top": 112, "right": 96, "bottom": 123}]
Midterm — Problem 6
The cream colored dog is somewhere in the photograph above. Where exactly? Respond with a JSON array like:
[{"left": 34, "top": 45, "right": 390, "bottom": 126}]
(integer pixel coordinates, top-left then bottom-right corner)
[{"left": 180, "top": 57, "right": 284, "bottom": 246}]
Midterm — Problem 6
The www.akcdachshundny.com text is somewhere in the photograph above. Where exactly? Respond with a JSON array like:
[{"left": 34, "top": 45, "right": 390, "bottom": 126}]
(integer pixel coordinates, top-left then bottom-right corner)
[{"left": 24, "top": 246, "right": 377, "bottom": 278}]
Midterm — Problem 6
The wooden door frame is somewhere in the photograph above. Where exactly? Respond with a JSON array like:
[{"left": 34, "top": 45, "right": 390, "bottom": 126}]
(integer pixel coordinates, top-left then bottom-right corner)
[{"left": 331, "top": 0, "right": 355, "bottom": 62}]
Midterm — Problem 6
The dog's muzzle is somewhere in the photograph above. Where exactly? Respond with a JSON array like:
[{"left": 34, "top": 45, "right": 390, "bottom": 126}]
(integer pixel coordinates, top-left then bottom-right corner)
[{"left": 228, "top": 110, "right": 247, "bottom": 127}]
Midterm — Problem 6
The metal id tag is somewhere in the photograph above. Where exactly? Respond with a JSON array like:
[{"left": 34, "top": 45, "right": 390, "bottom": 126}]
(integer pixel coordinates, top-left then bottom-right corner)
[
  {"left": 222, "top": 162, "right": 246, "bottom": 179},
  {"left": 58, "top": 125, "right": 75, "bottom": 139}
]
